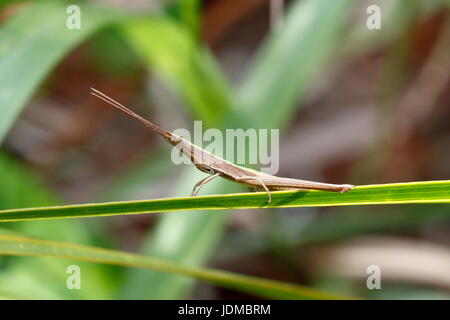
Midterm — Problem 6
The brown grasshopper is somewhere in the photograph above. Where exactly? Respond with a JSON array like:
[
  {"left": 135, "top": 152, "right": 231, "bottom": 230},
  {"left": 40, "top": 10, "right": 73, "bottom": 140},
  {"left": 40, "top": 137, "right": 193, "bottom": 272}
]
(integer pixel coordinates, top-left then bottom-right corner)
[{"left": 91, "top": 88, "right": 354, "bottom": 203}]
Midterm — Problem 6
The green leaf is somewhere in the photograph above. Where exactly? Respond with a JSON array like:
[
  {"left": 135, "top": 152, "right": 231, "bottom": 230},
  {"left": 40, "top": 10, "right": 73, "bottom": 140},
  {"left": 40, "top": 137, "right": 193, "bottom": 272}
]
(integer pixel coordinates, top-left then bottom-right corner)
[
  {"left": 0, "top": 0, "right": 134, "bottom": 300},
  {"left": 0, "top": 154, "right": 117, "bottom": 299},
  {"left": 169, "top": 0, "right": 202, "bottom": 34},
  {"left": 0, "top": 0, "right": 124, "bottom": 144},
  {"left": 120, "top": 15, "right": 232, "bottom": 298},
  {"left": 122, "top": 17, "right": 231, "bottom": 126},
  {"left": 0, "top": 0, "right": 21, "bottom": 10},
  {"left": 119, "top": 0, "right": 353, "bottom": 299},
  {"left": 236, "top": 0, "right": 352, "bottom": 129},
  {"left": 0, "top": 230, "right": 349, "bottom": 300},
  {"left": 0, "top": 181, "right": 448, "bottom": 222},
  {"left": 0, "top": 152, "right": 55, "bottom": 210}
]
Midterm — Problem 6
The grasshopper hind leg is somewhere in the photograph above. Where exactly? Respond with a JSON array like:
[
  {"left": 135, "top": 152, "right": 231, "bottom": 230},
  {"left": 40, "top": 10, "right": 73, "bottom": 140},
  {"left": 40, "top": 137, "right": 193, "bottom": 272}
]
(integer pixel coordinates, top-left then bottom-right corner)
[{"left": 237, "top": 176, "right": 271, "bottom": 204}]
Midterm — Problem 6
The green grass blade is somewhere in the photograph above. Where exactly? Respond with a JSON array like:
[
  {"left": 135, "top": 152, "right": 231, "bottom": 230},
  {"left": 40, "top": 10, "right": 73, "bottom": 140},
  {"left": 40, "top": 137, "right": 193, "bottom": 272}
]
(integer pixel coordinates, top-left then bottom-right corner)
[
  {"left": 120, "top": 15, "right": 232, "bottom": 298},
  {"left": 0, "top": 154, "right": 118, "bottom": 299},
  {"left": 118, "top": 0, "right": 353, "bottom": 299},
  {"left": 0, "top": 1, "right": 133, "bottom": 299},
  {"left": 0, "top": 0, "right": 124, "bottom": 143},
  {"left": 1, "top": 180, "right": 448, "bottom": 222},
  {"left": 0, "top": 152, "right": 55, "bottom": 210},
  {"left": 0, "top": 230, "right": 349, "bottom": 300},
  {"left": 170, "top": 0, "right": 202, "bottom": 34},
  {"left": 235, "top": 0, "right": 352, "bottom": 129},
  {"left": 122, "top": 17, "right": 231, "bottom": 126}
]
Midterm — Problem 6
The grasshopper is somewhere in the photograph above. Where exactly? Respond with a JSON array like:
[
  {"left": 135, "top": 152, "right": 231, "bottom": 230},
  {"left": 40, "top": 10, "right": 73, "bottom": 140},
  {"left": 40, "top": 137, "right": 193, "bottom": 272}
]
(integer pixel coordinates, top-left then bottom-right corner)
[{"left": 91, "top": 88, "right": 354, "bottom": 203}]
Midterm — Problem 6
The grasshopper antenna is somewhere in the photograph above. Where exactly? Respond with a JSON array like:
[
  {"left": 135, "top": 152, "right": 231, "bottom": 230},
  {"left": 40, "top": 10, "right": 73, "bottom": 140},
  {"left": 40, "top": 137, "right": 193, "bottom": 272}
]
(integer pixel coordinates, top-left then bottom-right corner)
[{"left": 90, "top": 88, "right": 170, "bottom": 138}]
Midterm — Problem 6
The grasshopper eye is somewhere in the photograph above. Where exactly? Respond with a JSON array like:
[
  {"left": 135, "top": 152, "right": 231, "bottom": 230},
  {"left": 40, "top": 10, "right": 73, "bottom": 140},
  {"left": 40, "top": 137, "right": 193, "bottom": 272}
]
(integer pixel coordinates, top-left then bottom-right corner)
[
  {"left": 207, "top": 166, "right": 215, "bottom": 174},
  {"left": 196, "top": 164, "right": 214, "bottom": 174},
  {"left": 202, "top": 165, "right": 215, "bottom": 174}
]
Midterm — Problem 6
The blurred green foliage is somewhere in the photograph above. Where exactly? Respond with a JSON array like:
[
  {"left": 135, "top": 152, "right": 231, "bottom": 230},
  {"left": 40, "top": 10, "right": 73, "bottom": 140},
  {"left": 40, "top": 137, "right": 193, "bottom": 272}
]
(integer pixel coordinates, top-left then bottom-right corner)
[{"left": 0, "top": 0, "right": 449, "bottom": 300}]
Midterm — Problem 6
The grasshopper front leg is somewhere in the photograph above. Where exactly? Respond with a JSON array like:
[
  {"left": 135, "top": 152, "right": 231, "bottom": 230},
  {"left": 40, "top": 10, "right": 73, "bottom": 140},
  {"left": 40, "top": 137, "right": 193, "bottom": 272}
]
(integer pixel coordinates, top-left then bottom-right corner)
[{"left": 191, "top": 173, "right": 221, "bottom": 197}]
